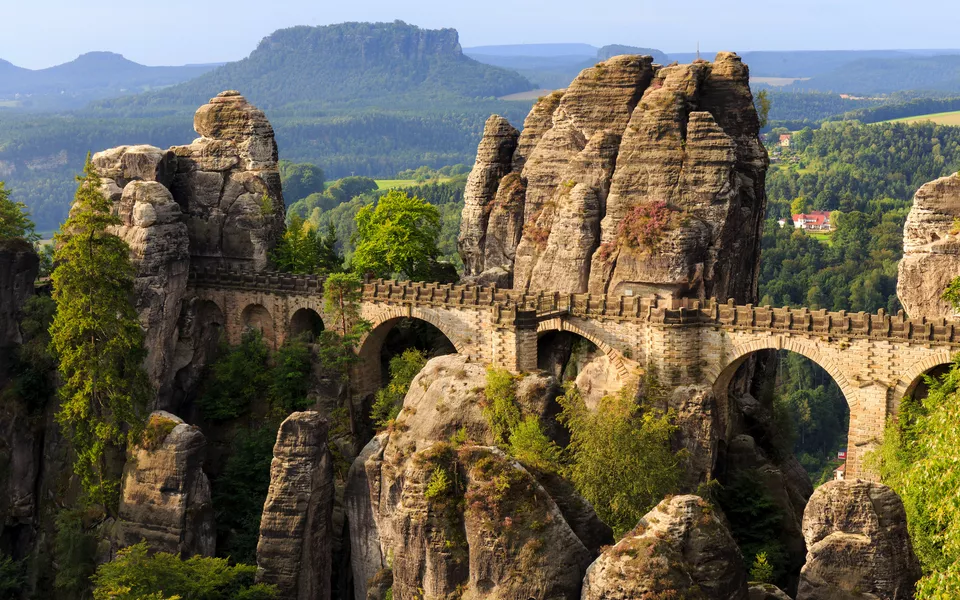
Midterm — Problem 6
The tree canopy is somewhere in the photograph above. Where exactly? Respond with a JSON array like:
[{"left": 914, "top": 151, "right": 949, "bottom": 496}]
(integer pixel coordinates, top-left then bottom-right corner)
[
  {"left": 0, "top": 181, "right": 37, "bottom": 242},
  {"left": 49, "top": 156, "right": 150, "bottom": 511},
  {"left": 352, "top": 190, "right": 442, "bottom": 280}
]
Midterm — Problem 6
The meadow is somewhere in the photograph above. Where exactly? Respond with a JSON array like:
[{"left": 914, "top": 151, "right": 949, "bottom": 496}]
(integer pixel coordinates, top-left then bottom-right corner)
[{"left": 887, "top": 110, "right": 960, "bottom": 126}]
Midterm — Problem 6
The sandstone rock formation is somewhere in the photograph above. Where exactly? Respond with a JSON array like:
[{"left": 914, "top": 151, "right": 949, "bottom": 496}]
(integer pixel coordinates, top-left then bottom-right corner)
[
  {"left": 256, "top": 411, "right": 334, "bottom": 600},
  {"left": 460, "top": 52, "right": 767, "bottom": 304},
  {"left": 346, "top": 354, "right": 606, "bottom": 600},
  {"left": 581, "top": 495, "right": 749, "bottom": 600},
  {"left": 898, "top": 172, "right": 960, "bottom": 319},
  {"left": 797, "top": 480, "right": 921, "bottom": 600},
  {"left": 0, "top": 238, "right": 38, "bottom": 351},
  {"left": 117, "top": 411, "right": 215, "bottom": 557},
  {"left": 90, "top": 91, "right": 285, "bottom": 408},
  {"left": 748, "top": 584, "right": 792, "bottom": 600}
]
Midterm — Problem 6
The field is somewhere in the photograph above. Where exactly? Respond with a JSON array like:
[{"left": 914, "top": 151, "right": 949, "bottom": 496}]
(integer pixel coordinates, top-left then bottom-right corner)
[
  {"left": 0, "top": 100, "right": 20, "bottom": 108},
  {"left": 751, "top": 76, "right": 810, "bottom": 87},
  {"left": 886, "top": 110, "right": 960, "bottom": 126},
  {"left": 807, "top": 230, "right": 833, "bottom": 245},
  {"left": 374, "top": 178, "right": 453, "bottom": 190}
]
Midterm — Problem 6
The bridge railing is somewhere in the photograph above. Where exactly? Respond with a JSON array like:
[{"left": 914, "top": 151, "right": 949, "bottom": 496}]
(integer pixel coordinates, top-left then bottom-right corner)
[{"left": 188, "top": 269, "right": 960, "bottom": 344}]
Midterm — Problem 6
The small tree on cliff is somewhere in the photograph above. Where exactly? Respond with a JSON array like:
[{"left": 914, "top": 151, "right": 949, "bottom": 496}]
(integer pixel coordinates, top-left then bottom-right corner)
[
  {"left": 50, "top": 156, "right": 149, "bottom": 513},
  {"left": 317, "top": 272, "right": 370, "bottom": 374},
  {"left": 352, "top": 190, "right": 441, "bottom": 280},
  {"left": 0, "top": 181, "right": 38, "bottom": 242}
]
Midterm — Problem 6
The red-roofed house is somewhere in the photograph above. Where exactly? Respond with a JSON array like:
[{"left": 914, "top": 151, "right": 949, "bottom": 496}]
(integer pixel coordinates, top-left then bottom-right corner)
[
  {"left": 779, "top": 134, "right": 792, "bottom": 147},
  {"left": 792, "top": 211, "right": 832, "bottom": 231}
]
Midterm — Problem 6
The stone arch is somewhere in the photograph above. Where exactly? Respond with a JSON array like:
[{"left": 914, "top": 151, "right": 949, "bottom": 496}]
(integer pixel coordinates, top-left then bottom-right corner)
[
  {"left": 289, "top": 307, "right": 325, "bottom": 340},
  {"left": 536, "top": 317, "right": 630, "bottom": 380},
  {"left": 707, "top": 335, "right": 855, "bottom": 404},
  {"left": 241, "top": 303, "right": 276, "bottom": 348},
  {"left": 892, "top": 349, "right": 956, "bottom": 404}
]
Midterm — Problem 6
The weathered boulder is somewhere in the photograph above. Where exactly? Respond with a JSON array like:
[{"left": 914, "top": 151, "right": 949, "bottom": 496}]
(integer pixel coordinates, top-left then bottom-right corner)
[
  {"left": 256, "top": 411, "right": 334, "bottom": 600},
  {"left": 898, "top": 172, "right": 960, "bottom": 319},
  {"left": 117, "top": 411, "right": 215, "bottom": 557},
  {"left": 105, "top": 180, "right": 190, "bottom": 406},
  {"left": 0, "top": 238, "right": 38, "bottom": 351},
  {"left": 748, "top": 583, "right": 792, "bottom": 600},
  {"left": 581, "top": 495, "right": 749, "bottom": 600},
  {"left": 346, "top": 354, "right": 605, "bottom": 600},
  {"left": 797, "top": 480, "right": 921, "bottom": 600},
  {"left": 460, "top": 52, "right": 767, "bottom": 303}
]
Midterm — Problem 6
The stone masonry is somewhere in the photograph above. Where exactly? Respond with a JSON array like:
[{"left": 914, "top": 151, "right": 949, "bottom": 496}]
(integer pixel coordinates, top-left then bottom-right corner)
[{"left": 187, "top": 268, "right": 960, "bottom": 479}]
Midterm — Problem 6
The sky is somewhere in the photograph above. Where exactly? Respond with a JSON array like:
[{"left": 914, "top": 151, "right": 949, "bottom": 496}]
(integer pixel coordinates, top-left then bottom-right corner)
[{"left": 2, "top": 0, "right": 957, "bottom": 69}]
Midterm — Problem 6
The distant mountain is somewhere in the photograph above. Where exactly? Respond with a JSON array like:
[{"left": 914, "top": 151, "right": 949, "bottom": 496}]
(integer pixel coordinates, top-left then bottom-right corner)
[
  {"left": 463, "top": 43, "right": 598, "bottom": 57},
  {"left": 0, "top": 52, "right": 216, "bottom": 109},
  {"left": 596, "top": 45, "right": 670, "bottom": 65},
  {"left": 467, "top": 43, "right": 669, "bottom": 89},
  {"left": 667, "top": 49, "right": 960, "bottom": 78},
  {"left": 101, "top": 22, "right": 534, "bottom": 113},
  {"left": 794, "top": 55, "right": 960, "bottom": 95}
]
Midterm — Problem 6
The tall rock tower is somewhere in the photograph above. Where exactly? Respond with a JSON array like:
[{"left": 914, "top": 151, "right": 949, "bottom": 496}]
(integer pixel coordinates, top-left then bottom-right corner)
[{"left": 459, "top": 53, "right": 768, "bottom": 304}]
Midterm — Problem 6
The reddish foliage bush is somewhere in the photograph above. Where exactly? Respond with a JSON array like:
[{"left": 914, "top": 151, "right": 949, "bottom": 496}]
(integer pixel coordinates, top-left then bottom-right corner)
[{"left": 617, "top": 201, "right": 673, "bottom": 252}]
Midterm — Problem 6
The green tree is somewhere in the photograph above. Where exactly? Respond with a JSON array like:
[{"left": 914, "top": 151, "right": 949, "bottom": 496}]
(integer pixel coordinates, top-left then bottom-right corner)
[
  {"left": 92, "top": 542, "right": 276, "bottom": 600},
  {"left": 750, "top": 552, "right": 775, "bottom": 584},
  {"left": 352, "top": 190, "right": 441, "bottom": 280},
  {"left": 54, "top": 509, "right": 99, "bottom": 599},
  {"left": 756, "top": 89, "right": 772, "bottom": 129},
  {"left": 50, "top": 157, "right": 150, "bottom": 511},
  {"left": 370, "top": 348, "right": 427, "bottom": 428},
  {"left": 872, "top": 355, "right": 960, "bottom": 597},
  {"left": 0, "top": 553, "right": 22, "bottom": 600},
  {"left": 0, "top": 181, "right": 38, "bottom": 242},
  {"left": 271, "top": 214, "right": 342, "bottom": 275},
  {"left": 558, "top": 381, "right": 684, "bottom": 537},
  {"left": 198, "top": 329, "right": 270, "bottom": 422},
  {"left": 316, "top": 272, "right": 371, "bottom": 374},
  {"left": 268, "top": 336, "right": 315, "bottom": 414},
  {"left": 279, "top": 160, "right": 325, "bottom": 205}
]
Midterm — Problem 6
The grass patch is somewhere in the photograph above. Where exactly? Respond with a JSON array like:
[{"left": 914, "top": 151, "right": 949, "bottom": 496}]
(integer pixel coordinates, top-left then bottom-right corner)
[
  {"left": 806, "top": 230, "right": 833, "bottom": 245},
  {"left": 885, "top": 110, "right": 960, "bottom": 127},
  {"left": 374, "top": 177, "right": 455, "bottom": 190}
]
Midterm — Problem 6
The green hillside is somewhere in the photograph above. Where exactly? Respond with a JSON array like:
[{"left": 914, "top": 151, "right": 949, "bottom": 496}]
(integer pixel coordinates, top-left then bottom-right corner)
[{"left": 0, "top": 22, "right": 535, "bottom": 230}]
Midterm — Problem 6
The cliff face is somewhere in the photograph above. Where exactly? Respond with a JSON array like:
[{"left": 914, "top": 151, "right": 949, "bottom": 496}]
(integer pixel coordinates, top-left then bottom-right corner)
[
  {"left": 0, "top": 239, "right": 39, "bottom": 351},
  {"left": 898, "top": 172, "right": 960, "bottom": 319},
  {"left": 459, "top": 52, "right": 767, "bottom": 303},
  {"left": 90, "top": 91, "right": 285, "bottom": 408}
]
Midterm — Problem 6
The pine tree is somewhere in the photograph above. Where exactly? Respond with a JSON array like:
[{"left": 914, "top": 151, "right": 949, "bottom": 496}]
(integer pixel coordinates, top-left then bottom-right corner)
[{"left": 49, "top": 156, "right": 150, "bottom": 513}]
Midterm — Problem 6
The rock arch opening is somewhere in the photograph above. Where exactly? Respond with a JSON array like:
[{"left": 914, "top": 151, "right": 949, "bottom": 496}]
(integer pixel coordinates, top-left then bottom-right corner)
[
  {"left": 537, "top": 330, "right": 622, "bottom": 410},
  {"left": 241, "top": 303, "right": 275, "bottom": 348},
  {"left": 354, "top": 316, "right": 457, "bottom": 439},
  {"left": 289, "top": 307, "right": 324, "bottom": 341},
  {"left": 712, "top": 348, "right": 851, "bottom": 591}
]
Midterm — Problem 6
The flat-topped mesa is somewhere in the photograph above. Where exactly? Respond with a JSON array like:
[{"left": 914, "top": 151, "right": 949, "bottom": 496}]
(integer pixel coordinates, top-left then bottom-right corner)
[
  {"left": 898, "top": 172, "right": 960, "bottom": 319},
  {"left": 459, "top": 52, "right": 768, "bottom": 304}
]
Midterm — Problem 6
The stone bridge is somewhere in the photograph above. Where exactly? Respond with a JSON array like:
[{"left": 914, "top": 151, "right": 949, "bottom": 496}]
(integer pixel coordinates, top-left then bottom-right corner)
[{"left": 187, "top": 268, "right": 960, "bottom": 478}]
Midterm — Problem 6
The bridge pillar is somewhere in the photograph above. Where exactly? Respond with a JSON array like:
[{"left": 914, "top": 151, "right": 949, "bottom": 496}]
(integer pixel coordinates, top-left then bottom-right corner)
[
  {"left": 845, "top": 382, "right": 890, "bottom": 481},
  {"left": 491, "top": 310, "right": 538, "bottom": 374}
]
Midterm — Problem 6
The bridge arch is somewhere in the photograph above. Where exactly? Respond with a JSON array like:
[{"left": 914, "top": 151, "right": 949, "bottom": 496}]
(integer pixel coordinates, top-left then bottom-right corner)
[
  {"left": 892, "top": 349, "right": 956, "bottom": 405},
  {"left": 707, "top": 335, "right": 855, "bottom": 403},
  {"left": 536, "top": 317, "right": 630, "bottom": 381},
  {"left": 289, "top": 307, "right": 325, "bottom": 340},
  {"left": 240, "top": 303, "right": 276, "bottom": 348}
]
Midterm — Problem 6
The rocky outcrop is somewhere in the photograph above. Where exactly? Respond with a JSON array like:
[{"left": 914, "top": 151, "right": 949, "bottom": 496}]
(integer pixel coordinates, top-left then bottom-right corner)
[
  {"left": 346, "top": 354, "right": 607, "bottom": 600},
  {"left": 749, "top": 584, "right": 792, "bottom": 600},
  {"left": 897, "top": 172, "right": 960, "bottom": 319},
  {"left": 90, "top": 91, "right": 285, "bottom": 409},
  {"left": 0, "top": 238, "right": 38, "bottom": 351},
  {"left": 256, "top": 411, "right": 334, "bottom": 600},
  {"left": 581, "top": 495, "right": 749, "bottom": 600},
  {"left": 105, "top": 179, "right": 190, "bottom": 404},
  {"left": 459, "top": 52, "right": 767, "bottom": 304},
  {"left": 797, "top": 480, "right": 921, "bottom": 600},
  {"left": 117, "top": 411, "right": 215, "bottom": 557}
]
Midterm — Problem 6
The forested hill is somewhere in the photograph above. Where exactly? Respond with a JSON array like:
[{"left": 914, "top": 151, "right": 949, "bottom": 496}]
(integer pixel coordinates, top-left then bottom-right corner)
[
  {"left": 0, "top": 21, "right": 539, "bottom": 230},
  {"left": 0, "top": 52, "right": 216, "bottom": 110},
  {"left": 96, "top": 22, "right": 534, "bottom": 113}
]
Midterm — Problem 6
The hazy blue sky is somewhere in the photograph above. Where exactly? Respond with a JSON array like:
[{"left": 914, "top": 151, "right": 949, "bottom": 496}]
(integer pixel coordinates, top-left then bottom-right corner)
[{"left": 2, "top": 0, "right": 955, "bottom": 68}]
